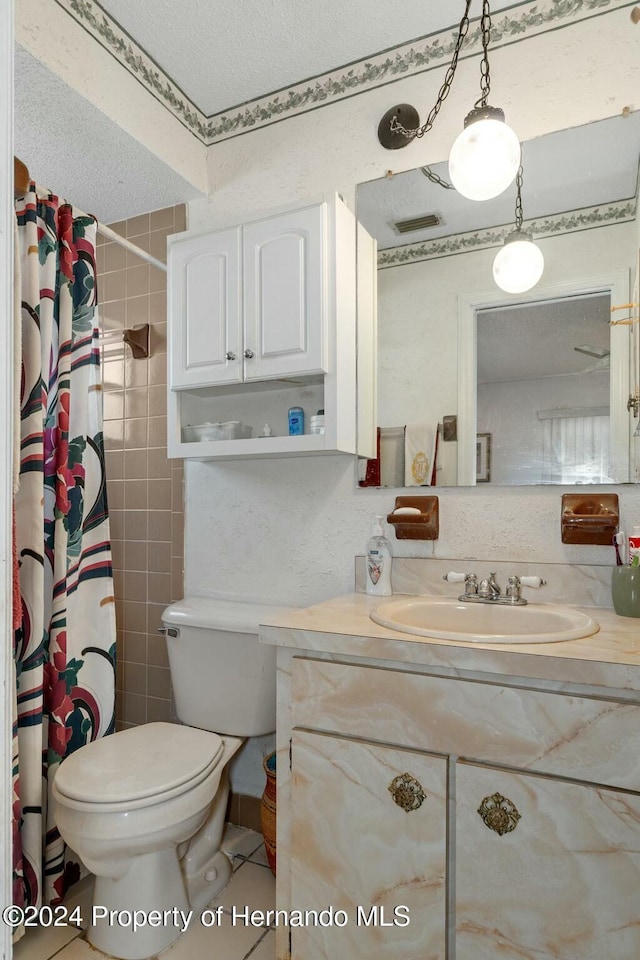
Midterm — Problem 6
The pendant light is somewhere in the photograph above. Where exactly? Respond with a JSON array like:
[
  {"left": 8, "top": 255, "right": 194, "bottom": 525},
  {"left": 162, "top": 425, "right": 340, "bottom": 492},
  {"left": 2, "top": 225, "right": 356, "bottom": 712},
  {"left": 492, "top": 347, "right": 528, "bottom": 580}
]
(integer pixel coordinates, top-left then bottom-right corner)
[
  {"left": 493, "top": 165, "right": 544, "bottom": 294},
  {"left": 377, "top": 0, "right": 520, "bottom": 202},
  {"left": 448, "top": 2, "right": 520, "bottom": 200},
  {"left": 449, "top": 105, "right": 521, "bottom": 201}
]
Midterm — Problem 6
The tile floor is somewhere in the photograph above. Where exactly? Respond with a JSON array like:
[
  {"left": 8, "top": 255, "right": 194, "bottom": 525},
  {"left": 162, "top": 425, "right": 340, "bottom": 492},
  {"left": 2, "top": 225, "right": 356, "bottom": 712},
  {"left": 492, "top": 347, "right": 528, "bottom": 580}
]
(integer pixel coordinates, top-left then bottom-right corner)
[{"left": 13, "top": 826, "right": 275, "bottom": 960}]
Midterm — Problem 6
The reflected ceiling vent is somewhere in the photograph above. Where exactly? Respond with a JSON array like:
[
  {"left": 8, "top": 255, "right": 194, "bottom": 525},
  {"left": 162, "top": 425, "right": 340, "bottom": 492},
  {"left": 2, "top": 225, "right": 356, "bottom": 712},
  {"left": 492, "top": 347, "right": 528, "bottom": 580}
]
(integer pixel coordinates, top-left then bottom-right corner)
[{"left": 394, "top": 213, "right": 441, "bottom": 235}]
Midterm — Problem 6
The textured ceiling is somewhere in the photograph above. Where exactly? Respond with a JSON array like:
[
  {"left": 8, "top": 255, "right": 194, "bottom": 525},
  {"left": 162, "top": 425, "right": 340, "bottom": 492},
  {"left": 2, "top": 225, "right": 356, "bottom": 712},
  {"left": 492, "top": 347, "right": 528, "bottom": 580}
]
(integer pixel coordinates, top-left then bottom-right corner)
[
  {"left": 477, "top": 294, "right": 612, "bottom": 383},
  {"left": 96, "top": 0, "right": 517, "bottom": 116},
  {"left": 14, "top": 47, "right": 202, "bottom": 223}
]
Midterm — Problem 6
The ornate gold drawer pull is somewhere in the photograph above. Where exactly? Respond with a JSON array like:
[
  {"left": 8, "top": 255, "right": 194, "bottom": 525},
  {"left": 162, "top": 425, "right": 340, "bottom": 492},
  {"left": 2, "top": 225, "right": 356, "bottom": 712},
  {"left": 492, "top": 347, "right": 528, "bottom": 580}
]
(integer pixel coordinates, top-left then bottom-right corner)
[
  {"left": 478, "top": 792, "right": 521, "bottom": 835},
  {"left": 389, "top": 772, "right": 426, "bottom": 812}
]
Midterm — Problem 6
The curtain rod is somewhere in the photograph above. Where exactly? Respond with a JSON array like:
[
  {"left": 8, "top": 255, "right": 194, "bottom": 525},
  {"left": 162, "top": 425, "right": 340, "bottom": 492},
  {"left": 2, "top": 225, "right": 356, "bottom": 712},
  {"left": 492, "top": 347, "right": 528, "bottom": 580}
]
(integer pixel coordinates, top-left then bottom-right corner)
[
  {"left": 14, "top": 156, "right": 168, "bottom": 274},
  {"left": 97, "top": 222, "right": 167, "bottom": 274}
]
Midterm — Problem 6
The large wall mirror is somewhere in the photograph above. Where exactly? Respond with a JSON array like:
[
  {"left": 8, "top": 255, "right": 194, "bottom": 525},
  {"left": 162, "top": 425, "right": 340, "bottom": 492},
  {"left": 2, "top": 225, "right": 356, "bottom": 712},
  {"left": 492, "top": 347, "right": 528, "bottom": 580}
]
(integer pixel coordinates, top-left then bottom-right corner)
[{"left": 356, "top": 111, "right": 640, "bottom": 487}]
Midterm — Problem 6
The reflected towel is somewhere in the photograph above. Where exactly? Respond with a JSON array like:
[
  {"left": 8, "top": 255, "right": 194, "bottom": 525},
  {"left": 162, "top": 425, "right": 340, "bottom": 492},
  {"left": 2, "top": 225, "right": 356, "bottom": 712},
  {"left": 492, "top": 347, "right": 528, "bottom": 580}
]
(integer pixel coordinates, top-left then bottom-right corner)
[{"left": 404, "top": 422, "right": 436, "bottom": 486}]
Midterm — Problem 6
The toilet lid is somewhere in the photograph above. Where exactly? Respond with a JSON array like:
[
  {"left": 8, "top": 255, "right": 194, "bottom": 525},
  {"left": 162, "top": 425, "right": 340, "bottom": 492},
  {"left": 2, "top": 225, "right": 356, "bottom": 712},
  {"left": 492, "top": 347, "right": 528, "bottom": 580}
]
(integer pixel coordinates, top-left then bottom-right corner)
[{"left": 54, "top": 722, "right": 223, "bottom": 804}]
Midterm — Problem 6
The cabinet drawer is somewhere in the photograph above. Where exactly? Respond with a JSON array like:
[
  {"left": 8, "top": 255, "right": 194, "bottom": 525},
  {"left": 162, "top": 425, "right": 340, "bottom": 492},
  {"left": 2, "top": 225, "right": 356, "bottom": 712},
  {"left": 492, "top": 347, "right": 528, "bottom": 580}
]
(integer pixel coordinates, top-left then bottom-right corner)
[{"left": 292, "top": 658, "right": 640, "bottom": 792}]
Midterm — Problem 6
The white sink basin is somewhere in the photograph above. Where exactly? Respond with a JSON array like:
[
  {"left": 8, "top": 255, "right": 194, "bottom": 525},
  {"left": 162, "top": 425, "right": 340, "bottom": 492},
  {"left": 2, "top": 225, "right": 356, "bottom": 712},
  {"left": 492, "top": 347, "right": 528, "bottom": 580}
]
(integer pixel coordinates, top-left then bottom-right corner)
[{"left": 370, "top": 595, "right": 599, "bottom": 644}]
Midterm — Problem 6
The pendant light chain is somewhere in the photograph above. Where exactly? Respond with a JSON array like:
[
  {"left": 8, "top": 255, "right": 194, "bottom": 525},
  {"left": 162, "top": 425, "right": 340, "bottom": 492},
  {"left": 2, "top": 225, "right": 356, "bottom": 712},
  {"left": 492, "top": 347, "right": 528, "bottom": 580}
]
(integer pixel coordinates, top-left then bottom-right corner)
[
  {"left": 378, "top": 0, "right": 521, "bottom": 205},
  {"left": 514, "top": 164, "right": 524, "bottom": 229},
  {"left": 421, "top": 166, "right": 455, "bottom": 189},
  {"left": 475, "top": 0, "right": 492, "bottom": 109},
  {"left": 391, "top": 0, "right": 473, "bottom": 140}
]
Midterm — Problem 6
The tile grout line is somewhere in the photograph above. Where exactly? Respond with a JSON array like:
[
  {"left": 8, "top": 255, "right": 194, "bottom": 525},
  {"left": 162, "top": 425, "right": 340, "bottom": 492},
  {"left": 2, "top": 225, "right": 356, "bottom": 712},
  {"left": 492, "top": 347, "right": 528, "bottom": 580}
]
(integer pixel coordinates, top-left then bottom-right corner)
[
  {"left": 37, "top": 926, "right": 84, "bottom": 960},
  {"left": 241, "top": 925, "right": 273, "bottom": 960}
]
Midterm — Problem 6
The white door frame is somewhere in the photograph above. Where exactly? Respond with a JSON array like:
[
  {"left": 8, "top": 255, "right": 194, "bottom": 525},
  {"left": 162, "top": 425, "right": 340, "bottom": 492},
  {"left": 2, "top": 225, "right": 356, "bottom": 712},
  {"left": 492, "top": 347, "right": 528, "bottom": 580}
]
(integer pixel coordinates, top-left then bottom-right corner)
[
  {"left": 1, "top": 0, "right": 15, "bottom": 957},
  {"left": 457, "top": 270, "right": 630, "bottom": 485}
]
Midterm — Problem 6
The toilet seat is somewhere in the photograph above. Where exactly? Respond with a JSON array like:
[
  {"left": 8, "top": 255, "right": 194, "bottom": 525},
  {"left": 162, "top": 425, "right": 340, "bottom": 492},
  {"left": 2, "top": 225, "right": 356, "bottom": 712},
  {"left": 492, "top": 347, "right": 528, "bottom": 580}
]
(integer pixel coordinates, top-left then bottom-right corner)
[{"left": 54, "top": 722, "right": 223, "bottom": 812}]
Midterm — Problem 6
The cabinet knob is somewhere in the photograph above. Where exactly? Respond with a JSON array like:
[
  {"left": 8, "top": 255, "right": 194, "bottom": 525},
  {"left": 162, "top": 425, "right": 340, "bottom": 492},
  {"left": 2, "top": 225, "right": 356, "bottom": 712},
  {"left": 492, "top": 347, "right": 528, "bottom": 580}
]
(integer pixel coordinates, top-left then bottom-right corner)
[
  {"left": 225, "top": 351, "right": 237, "bottom": 361},
  {"left": 477, "top": 792, "right": 521, "bottom": 835},
  {"left": 243, "top": 349, "right": 255, "bottom": 359},
  {"left": 388, "top": 772, "right": 426, "bottom": 812}
]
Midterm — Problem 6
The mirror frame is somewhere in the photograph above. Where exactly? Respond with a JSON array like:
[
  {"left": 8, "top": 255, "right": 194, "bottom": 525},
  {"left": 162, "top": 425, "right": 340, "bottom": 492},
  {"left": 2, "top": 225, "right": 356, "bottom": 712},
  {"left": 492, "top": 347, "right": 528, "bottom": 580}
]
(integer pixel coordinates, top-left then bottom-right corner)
[{"left": 456, "top": 269, "right": 631, "bottom": 485}]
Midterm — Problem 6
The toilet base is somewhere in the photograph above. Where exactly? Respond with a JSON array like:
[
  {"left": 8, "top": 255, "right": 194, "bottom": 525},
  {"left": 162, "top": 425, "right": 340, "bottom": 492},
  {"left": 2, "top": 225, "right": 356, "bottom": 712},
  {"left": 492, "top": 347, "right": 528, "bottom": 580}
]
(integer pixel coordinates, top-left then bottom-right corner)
[
  {"left": 88, "top": 845, "right": 190, "bottom": 960},
  {"left": 186, "top": 848, "right": 232, "bottom": 914},
  {"left": 87, "top": 847, "right": 234, "bottom": 960}
]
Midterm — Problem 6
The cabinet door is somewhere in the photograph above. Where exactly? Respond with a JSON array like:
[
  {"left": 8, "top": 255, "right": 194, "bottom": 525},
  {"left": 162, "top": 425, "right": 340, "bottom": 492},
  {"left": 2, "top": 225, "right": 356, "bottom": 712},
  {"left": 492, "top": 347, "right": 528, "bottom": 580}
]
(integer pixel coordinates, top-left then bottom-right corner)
[
  {"left": 243, "top": 205, "right": 326, "bottom": 380},
  {"left": 290, "top": 730, "right": 447, "bottom": 960},
  {"left": 456, "top": 762, "right": 640, "bottom": 960},
  {"left": 169, "top": 228, "right": 242, "bottom": 388}
]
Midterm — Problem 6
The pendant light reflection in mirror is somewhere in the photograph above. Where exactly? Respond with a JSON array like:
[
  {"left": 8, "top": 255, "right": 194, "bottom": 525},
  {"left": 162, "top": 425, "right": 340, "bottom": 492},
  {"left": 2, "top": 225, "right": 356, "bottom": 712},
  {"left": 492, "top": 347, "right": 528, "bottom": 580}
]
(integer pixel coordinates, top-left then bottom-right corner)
[{"left": 493, "top": 165, "right": 545, "bottom": 293}]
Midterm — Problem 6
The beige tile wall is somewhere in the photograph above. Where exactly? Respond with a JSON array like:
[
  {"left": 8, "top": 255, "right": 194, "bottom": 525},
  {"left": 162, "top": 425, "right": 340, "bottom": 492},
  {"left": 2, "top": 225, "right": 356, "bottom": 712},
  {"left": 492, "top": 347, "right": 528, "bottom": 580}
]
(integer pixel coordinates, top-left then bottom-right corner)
[{"left": 96, "top": 205, "right": 186, "bottom": 729}]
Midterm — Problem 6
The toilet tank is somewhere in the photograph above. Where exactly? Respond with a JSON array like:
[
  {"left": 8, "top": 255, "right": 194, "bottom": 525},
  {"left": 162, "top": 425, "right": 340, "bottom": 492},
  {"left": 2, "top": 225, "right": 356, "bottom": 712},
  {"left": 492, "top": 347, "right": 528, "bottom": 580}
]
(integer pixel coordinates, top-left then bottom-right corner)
[{"left": 161, "top": 596, "right": 291, "bottom": 737}]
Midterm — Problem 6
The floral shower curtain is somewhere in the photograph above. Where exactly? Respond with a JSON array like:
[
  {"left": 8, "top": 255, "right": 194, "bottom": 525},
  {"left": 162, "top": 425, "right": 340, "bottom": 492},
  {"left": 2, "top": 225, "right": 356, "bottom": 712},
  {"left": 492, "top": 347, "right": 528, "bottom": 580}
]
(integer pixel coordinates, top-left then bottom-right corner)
[{"left": 12, "top": 185, "right": 116, "bottom": 912}]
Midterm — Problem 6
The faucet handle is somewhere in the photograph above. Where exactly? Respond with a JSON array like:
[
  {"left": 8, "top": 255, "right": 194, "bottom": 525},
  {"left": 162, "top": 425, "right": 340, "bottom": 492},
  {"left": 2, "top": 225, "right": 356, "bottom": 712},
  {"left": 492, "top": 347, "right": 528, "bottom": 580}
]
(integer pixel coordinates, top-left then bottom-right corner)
[
  {"left": 443, "top": 571, "right": 478, "bottom": 597},
  {"left": 519, "top": 576, "right": 546, "bottom": 588},
  {"left": 506, "top": 575, "right": 521, "bottom": 600},
  {"left": 505, "top": 574, "right": 546, "bottom": 604},
  {"left": 464, "top": 573, "right": 478, "bottom": 595},
  {"left": 443, "top": 571, "right": 467, "bottom": 583}
]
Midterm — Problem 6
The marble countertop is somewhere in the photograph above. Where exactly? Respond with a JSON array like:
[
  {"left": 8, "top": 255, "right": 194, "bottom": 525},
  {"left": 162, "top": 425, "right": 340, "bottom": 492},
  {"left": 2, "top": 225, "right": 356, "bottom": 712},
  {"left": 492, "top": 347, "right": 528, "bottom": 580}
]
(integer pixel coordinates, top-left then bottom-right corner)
[{"left": 260, "top": 593, "right": 640, "bottom": 692}]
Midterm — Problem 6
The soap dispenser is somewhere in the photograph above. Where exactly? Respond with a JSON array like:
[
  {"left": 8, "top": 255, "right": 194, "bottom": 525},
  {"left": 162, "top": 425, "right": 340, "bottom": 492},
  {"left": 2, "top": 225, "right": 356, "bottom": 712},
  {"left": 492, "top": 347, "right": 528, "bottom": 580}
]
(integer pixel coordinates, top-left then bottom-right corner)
[{"left": 366, "top": 515, "right": 393, "bottom": 597}]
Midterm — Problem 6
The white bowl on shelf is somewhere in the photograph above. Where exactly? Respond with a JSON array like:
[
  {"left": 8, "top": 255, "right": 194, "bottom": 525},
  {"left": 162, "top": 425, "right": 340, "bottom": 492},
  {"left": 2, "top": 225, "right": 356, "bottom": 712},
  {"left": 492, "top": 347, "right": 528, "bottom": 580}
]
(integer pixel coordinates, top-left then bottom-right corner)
[{"left": 182, "top": 421, "right": 252, "bottom": 442}]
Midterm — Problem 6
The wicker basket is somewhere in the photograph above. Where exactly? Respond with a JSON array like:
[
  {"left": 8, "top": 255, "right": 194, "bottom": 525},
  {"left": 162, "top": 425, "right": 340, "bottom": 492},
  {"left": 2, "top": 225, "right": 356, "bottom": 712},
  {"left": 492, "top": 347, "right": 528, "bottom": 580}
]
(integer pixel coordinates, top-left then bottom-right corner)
[{"left": 261, "top": 751, "right": 277, "bottom": 875}]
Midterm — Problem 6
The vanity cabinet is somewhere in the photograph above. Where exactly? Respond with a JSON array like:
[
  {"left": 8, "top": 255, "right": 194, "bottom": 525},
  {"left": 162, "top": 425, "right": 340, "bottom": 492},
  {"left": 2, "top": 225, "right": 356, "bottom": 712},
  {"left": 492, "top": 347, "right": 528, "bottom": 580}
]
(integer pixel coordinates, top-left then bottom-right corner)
[
  {"left": 166, "top": 196, "right": 375, "bottom": 460},
  {"left": 290, "top": 730, "right": 447, "bottom": 960},
  {"left": 277, "top": 651, "right": 640, "bottom": 960}
]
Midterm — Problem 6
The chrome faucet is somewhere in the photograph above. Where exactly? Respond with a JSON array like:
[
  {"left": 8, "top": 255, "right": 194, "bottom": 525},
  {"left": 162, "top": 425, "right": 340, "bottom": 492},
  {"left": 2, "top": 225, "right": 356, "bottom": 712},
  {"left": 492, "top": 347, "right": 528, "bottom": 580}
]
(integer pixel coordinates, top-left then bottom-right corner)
[
  {"left": 478, "top": 572, "right": 501, "bottom": 600},
  {"left": 443, "top": 571, "right": 546, "bottom": 606}
]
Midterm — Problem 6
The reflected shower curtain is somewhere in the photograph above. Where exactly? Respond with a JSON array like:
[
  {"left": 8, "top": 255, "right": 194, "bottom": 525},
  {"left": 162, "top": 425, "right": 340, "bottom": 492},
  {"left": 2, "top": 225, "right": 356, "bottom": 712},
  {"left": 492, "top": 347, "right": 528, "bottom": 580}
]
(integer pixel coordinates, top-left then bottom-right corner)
[{"left": 12, "top": 185, "right": 116, "bottom": 911}]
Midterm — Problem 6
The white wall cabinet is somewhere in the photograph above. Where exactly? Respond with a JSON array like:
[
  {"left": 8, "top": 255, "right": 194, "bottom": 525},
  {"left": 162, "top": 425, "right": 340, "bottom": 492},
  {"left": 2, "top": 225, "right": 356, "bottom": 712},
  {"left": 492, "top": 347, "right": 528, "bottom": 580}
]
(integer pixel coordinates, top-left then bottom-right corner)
[
  {"left": 169, "top": 226, "right": 242, "bottom": 389},
  {"left": 167, "top": 196, "right": 375, "bottom": 460},
  {"left": 277, "top": 655, "right": 640, "bottom": 960},
  {"left": 242, "top": 205, "right": 326, "bottom": 382}
]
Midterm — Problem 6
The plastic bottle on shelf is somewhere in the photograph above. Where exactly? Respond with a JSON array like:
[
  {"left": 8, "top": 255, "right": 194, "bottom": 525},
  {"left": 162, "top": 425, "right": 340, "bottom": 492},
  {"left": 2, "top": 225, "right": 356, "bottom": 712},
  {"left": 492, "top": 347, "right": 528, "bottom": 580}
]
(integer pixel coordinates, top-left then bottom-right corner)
[
  {"left": 310, "top": 409, "right": 325, "bottom": 435},
  {"left": 366, "top": 515, "right": 393, "bottom": 597},
  {"left": 288, "top": 406, "right": 304, "bottom": 436}
]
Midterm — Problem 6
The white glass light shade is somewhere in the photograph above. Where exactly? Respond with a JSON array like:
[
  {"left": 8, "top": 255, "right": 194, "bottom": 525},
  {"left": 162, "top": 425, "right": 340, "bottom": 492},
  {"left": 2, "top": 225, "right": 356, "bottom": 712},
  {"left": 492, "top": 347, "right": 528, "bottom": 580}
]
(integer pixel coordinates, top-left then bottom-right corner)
[
  {"left": 449, "top": 111, "right": 521, "bottom": 201},
  {"left": 493, "top": 233, "right": 544, "bottom": 294}
]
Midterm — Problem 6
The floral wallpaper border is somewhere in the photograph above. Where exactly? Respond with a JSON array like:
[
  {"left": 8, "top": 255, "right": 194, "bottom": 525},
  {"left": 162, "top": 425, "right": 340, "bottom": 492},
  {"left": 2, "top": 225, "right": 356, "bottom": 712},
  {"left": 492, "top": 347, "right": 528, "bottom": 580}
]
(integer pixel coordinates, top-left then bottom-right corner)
[
  {"left": 54, "top": 0, "right": 632, "bottom": 145},
  {"left": 377, "top": 198, "right": 637, "bottom": 268}
]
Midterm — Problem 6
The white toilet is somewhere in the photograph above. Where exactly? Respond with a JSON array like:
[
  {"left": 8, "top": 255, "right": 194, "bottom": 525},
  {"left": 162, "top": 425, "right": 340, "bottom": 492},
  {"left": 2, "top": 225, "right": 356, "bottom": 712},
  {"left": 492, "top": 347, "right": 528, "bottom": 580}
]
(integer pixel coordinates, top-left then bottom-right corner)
[{"left": 52, "top": 597, "right": 285, "bottom": 960}]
